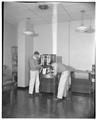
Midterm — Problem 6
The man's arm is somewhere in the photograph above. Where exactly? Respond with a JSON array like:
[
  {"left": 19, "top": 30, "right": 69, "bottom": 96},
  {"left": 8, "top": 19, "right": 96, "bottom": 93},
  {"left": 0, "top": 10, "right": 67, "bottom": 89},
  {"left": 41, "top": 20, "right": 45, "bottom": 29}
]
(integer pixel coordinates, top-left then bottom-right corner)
[
  {"left": 74, "top": 69, "right": 88, "bottom": 73},
  {"left": 70, "top": 67, "right": 88, "bottom": 73},
  {"left": 35, "top": 64, "right": 41, "bottom": 70},
  {"left": 30, "top": 59, "right": 41, "bottom": 70},
  {"left": 67, "top": 65, "right": 88, "bottom": 73}
]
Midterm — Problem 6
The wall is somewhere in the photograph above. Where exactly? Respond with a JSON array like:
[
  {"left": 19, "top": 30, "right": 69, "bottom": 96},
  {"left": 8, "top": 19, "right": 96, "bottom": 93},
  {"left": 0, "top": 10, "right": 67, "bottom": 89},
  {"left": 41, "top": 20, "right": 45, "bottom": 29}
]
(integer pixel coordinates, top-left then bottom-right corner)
[
  {"left": 25, "top": 35, "right": 34, "bottom": 86},
  {"left": 18, "top": 21, "right": 26, "bottom": 87},
  {"left": 3, "top": 21, "right": 17, "bottom": 70},
  {"left": 33, "top": 24, "right": 52, "bottom": 54},
  {"left": 33, "top": 19, "right": 95, "bottom": 70},
  {"left": 57, "top": 22, "right": 69, "bottom": 65},
  {"left": 4, "top": 19, "right": 95, "bottom": 88},
  {"left": 33, "top": 22, "right": 69, "bottom": 64},
  {"left": 18, "top": 20, "right": 34, "bottom": 87},
  {"left": 70, "top": 20, "right": 95, "bottom": 70}
]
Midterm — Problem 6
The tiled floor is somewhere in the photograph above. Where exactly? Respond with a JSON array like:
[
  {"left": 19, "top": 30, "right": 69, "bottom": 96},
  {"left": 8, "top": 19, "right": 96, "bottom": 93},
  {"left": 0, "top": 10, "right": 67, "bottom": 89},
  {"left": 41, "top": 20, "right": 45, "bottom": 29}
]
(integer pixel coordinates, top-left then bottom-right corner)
[{"left": 2, "top": 88, "right": 95, "bottom": 118}]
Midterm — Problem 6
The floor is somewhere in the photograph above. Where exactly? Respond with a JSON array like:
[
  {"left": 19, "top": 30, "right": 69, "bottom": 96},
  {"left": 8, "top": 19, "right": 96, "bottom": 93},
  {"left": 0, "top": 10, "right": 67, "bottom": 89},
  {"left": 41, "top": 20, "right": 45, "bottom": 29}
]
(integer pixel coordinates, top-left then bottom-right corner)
[{"left": 2, "top": 88, "right": 95, "bottom": 118}]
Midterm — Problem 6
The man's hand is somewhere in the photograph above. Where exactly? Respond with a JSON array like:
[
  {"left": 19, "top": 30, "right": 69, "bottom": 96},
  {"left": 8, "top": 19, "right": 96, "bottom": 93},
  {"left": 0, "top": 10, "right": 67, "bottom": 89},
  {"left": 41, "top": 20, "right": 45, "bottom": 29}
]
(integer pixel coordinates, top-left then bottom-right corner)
[
  {"left": 39, "top": 67, "right": 43, "bottom": 73},
  {"left": 75, "top": 69, "right": 88, "bottom": 73}
]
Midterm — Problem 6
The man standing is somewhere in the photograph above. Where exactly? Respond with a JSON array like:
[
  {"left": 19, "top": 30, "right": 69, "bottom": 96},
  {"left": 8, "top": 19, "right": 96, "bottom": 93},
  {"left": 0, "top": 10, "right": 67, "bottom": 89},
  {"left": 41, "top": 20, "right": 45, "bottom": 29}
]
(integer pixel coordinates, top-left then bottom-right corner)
[
  {"left": 51, "top": 62, "right": 86, "bottom": 100},
  {"left": 29, "top": 51, "right": 41, "bottom": 95}
]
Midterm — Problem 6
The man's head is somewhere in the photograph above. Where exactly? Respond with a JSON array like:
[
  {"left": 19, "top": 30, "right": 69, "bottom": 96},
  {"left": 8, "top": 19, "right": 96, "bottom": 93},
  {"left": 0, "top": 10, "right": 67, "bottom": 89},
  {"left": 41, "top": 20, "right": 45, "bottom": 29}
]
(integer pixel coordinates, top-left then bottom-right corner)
[{"left": 33, "top": 51, "right": 40, "bottom": 60}]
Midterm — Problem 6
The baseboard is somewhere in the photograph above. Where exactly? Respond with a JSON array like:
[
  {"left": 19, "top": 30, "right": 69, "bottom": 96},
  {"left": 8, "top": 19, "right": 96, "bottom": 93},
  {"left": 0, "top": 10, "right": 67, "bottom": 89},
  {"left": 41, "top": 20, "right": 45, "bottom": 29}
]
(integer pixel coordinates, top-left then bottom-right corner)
[{"left": 17, "top": 86, "right": 29, "bottom": 90}]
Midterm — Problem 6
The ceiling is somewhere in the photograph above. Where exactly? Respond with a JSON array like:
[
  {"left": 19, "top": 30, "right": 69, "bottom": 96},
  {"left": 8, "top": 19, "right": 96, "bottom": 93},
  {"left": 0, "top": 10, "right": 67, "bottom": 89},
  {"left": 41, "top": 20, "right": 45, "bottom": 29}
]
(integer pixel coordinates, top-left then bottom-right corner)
[{"left": 4, "top": 2, "right": 95, "bottom": 25}]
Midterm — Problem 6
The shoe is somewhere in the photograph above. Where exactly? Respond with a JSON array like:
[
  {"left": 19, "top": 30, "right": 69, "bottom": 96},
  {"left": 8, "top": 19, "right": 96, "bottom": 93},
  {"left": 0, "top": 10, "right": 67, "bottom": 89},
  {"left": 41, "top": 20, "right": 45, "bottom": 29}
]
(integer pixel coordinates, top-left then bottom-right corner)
[
  {"left": 53, "top": 97, "right": 62, "bottom": 101},
  {"left": 29, "top": 94, "right": 34, "bottom": 98},
  {"left": 35, "top": 93, "right": 42, "bottom": 97},
  {"left": 63, "top": 96, "right": 67, "bottom": 99}
]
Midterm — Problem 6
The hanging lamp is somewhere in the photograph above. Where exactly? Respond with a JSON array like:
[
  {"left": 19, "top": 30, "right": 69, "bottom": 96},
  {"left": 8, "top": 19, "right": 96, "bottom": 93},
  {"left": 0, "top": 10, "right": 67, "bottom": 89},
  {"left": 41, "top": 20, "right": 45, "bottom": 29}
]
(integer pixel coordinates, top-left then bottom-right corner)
[
  {"left": 24, "top": 17, "right": 38, "bottom": 36},
  {"left": 76, "top": 10, "right": 88, "bottom": 32}
]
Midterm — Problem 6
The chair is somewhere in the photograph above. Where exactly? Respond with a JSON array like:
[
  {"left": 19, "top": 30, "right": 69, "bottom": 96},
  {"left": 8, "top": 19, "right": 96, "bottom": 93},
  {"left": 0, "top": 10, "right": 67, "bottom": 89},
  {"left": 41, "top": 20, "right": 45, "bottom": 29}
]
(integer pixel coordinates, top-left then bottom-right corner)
[{"left": 2, "top": 65, "right": 17, "bottom": 105}]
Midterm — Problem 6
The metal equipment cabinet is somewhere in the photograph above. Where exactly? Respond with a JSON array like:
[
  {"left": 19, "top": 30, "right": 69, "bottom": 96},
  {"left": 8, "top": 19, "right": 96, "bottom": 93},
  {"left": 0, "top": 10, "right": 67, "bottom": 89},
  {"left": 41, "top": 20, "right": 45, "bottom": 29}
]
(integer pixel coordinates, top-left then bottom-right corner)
[{"left": 39, "top": 74, "right": 59, "bottom": 96}]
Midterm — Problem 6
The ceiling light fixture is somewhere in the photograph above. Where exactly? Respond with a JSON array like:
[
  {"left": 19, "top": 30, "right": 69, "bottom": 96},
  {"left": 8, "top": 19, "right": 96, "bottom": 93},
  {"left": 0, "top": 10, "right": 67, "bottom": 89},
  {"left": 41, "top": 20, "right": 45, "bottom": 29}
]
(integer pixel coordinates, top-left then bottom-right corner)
[
  {"left": 38, "top": 4, "right": 49, "bottom": 10},
  {"left": 24, "top": 17, "right": 38, "bottom": 36},
  {"left": 76, "top": 10, "right": 88, "bottom": 32}
]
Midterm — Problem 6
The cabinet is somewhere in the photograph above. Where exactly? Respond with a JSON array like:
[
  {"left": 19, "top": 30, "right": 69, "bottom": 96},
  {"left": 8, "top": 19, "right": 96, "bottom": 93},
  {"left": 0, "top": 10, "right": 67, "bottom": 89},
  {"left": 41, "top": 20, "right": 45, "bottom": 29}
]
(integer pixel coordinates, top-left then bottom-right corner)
[{"left": 71, "top": 72, "right": 92, "bottom": 94}]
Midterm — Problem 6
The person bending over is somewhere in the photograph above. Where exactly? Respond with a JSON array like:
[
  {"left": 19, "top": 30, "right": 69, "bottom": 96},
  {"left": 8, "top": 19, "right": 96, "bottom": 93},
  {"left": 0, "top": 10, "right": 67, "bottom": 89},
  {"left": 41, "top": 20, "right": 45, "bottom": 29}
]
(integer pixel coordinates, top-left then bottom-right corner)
[{"left": 51, "top": 62, "right": 87, "bottom": 100}]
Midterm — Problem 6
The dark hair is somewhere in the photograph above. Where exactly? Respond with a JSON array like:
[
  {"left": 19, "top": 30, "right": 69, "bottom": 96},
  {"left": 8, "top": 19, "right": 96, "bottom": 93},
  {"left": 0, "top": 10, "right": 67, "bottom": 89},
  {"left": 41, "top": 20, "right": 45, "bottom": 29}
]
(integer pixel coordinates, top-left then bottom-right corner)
[{"left": 34, "top": 51, "right": 39, "bottom": 55}]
